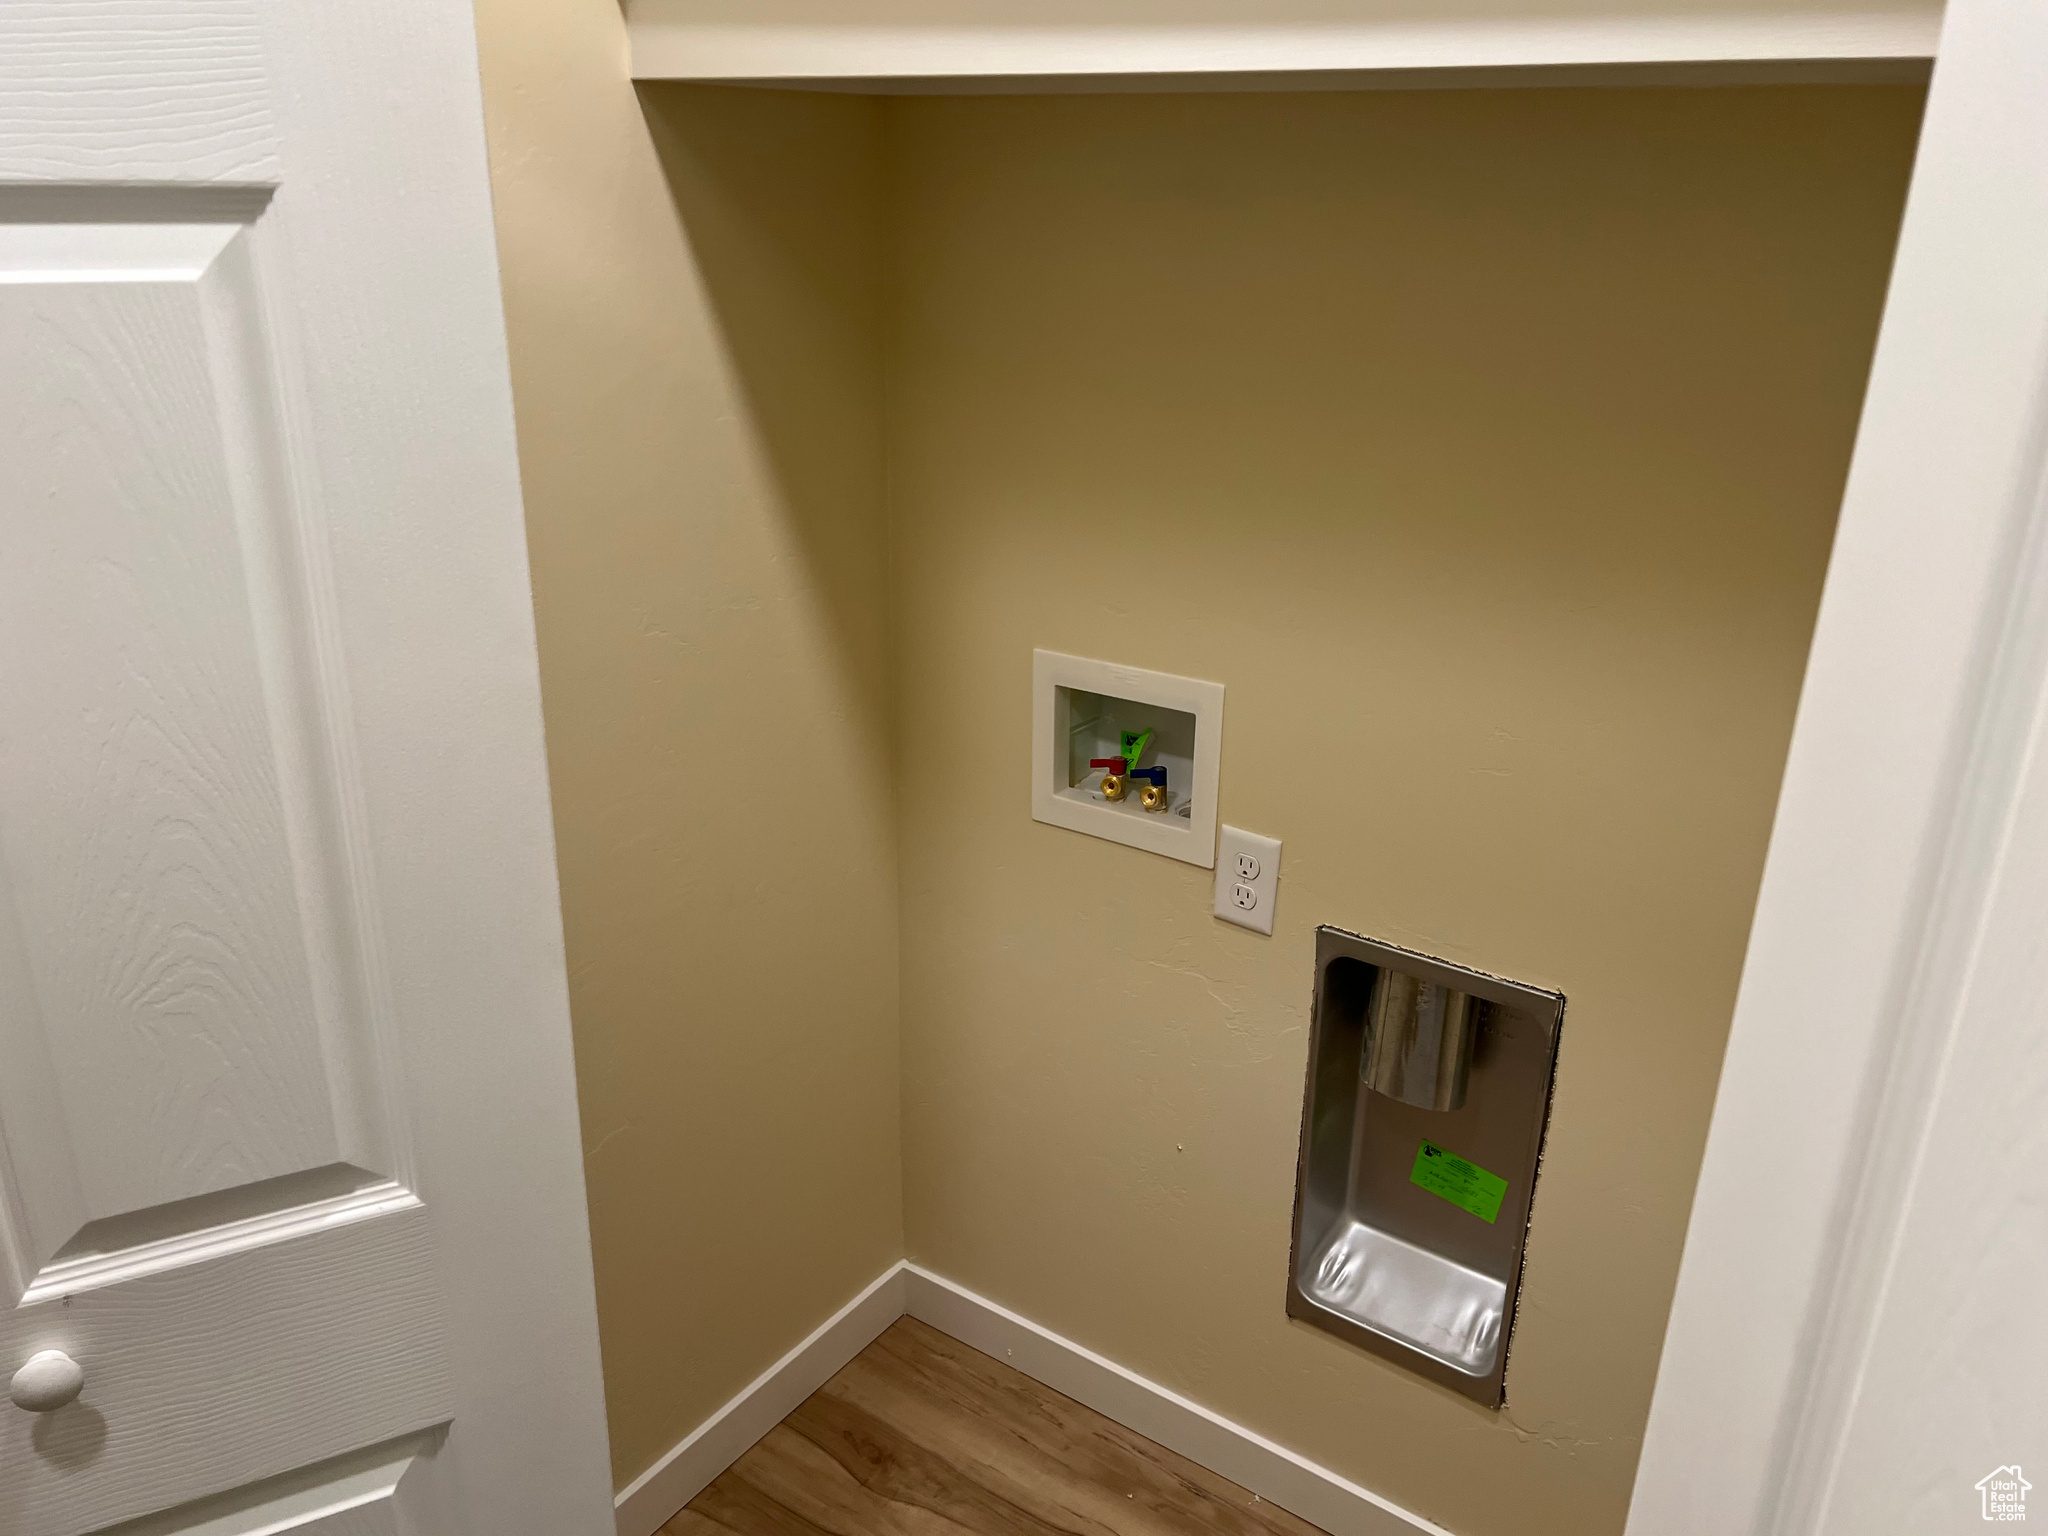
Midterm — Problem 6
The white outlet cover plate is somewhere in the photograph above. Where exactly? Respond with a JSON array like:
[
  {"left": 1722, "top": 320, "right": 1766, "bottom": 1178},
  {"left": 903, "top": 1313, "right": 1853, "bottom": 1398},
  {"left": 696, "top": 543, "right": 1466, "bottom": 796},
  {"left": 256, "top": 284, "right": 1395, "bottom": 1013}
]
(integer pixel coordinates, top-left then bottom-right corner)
[{"left": 1214, "top": 825, "right": 1281, "bottom": 935}]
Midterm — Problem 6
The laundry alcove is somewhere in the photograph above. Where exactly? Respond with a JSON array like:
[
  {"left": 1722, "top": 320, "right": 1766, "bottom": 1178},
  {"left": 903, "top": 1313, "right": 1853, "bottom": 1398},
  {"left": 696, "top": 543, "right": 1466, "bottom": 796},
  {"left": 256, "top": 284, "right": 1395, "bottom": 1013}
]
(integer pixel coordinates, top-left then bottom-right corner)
[{"left": 472, "top": 14, "right": 1927, "bottom": 1533}]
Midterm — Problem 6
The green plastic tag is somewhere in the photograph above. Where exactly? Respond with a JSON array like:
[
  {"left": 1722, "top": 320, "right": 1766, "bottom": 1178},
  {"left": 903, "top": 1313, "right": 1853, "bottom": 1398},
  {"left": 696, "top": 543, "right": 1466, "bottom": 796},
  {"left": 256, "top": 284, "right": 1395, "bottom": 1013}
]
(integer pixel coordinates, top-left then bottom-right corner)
[
  {"left": 1120, "top": 728, "right": 1154, "bottom": 768},
  {"left": 1410, "top": 1139, "right": 1508, "bottom": 1223}
]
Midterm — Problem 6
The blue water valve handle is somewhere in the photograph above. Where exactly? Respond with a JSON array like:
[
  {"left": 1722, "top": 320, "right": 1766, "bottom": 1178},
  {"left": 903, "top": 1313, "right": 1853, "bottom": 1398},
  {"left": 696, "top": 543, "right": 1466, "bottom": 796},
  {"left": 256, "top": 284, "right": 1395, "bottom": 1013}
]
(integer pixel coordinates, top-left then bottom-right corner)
[{"left": 1130, "top": 766, "right": 1167, "bottom": 787}]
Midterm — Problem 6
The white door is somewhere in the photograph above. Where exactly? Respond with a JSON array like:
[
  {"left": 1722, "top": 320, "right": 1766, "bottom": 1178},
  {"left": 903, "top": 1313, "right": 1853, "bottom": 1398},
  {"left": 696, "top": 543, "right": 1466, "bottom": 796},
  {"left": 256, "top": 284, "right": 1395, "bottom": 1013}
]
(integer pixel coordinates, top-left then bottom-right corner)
[{"left": 0, "top": 5, "right": 613, "bottom": 1535}]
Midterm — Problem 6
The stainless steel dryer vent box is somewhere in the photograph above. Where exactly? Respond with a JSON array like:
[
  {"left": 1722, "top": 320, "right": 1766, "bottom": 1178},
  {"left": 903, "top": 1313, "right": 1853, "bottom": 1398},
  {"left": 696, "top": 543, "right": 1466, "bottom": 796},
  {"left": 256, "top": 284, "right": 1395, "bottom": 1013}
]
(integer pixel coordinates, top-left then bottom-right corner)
[{"left": 1287, "top": 927, "right": 1564, "bottom": 1407}]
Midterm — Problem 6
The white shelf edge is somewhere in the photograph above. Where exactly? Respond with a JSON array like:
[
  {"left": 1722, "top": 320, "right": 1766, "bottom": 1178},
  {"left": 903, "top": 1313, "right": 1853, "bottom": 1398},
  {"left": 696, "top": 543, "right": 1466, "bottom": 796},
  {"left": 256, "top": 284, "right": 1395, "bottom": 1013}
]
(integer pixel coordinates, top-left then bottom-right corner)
[{"left": 628, "top": 14, "right": 1941, "bottom": 87}]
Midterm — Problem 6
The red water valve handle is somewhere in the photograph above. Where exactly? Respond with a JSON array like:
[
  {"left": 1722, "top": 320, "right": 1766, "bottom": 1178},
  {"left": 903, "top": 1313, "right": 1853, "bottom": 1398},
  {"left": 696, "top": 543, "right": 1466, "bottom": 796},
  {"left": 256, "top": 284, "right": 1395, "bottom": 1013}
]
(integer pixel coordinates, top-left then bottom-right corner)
[{"left": 1090, "top": 757, "right": 1128, "bottom": 774}]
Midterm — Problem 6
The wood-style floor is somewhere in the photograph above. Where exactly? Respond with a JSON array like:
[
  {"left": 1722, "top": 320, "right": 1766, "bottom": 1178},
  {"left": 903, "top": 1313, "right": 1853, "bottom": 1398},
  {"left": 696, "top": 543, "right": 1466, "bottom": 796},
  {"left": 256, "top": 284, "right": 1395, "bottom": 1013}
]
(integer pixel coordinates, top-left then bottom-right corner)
[{"left": 663, "top": 1317, "right": 1329, "bottom": 1536}]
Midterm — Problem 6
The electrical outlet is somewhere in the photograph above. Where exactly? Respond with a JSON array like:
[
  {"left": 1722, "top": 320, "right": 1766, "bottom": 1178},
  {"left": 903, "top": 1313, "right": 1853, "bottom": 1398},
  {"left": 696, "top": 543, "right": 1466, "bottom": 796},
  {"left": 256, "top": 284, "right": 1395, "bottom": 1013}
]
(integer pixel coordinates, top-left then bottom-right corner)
[{"left": 1214, "top": 825, "right": 1280, "bottom": 935}]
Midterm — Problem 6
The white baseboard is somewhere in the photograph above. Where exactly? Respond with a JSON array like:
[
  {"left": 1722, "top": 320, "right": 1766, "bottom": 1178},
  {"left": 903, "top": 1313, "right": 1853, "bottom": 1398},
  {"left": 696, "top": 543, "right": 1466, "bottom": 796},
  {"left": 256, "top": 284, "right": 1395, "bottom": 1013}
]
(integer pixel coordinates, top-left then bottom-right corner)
[
  {"left": 614, "top": 1258, "right": 1448, "bottom": 1536},
  {"left": 900, "top": 1264, "right": 1450, "bottom": 1536},
  {"left": 611, "top": 1264, "right": 906, "bottom": 1536}
]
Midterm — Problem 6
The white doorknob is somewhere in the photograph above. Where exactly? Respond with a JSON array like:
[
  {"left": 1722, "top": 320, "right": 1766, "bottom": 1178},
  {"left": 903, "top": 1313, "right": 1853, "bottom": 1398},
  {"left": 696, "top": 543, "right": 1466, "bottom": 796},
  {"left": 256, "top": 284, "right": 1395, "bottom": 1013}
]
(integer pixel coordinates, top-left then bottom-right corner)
[{"left": 9, "top": 1350, "right": 84, "bottom": 1412}]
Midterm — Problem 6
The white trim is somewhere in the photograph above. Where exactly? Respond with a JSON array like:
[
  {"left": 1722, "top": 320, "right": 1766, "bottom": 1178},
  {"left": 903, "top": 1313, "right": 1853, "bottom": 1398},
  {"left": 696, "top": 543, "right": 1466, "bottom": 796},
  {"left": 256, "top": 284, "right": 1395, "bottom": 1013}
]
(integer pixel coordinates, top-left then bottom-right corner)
[
  {"left": 18, "top": 1180, "right": 420, "bottom": 1306},
  {"left": 901, "top": 1265, "right": 1450, "bottom": 1536},
  {"left": 612, "top": 1266, "right": 907, "bottom": 1536},
  {"left": 615, "top": 1260, "right": 1446, "bottom": 1536},
  {"left": 627, "top": 13, "right": 1939, "bottom": 86},
  {"left": 1627, "top": 0, "right": 2048, "bottom": 1529}
]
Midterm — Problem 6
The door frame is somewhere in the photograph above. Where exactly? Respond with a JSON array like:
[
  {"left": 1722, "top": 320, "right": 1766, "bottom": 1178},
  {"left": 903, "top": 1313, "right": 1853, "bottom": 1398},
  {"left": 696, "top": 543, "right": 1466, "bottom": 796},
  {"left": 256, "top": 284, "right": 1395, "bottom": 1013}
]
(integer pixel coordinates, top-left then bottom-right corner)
[{"left": 1626, "top": 0, "right": 2048, "bottom": 1526}]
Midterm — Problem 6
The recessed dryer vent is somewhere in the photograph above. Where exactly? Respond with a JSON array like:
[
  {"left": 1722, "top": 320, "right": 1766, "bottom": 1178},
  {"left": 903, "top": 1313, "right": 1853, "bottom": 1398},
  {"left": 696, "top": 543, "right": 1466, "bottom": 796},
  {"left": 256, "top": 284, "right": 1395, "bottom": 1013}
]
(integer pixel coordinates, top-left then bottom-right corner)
[
  {"left": 1288, "top": 927, "right": 1564, "bottom": 1407},
  {"left": 1031, "top": 650, "right": 1223, "bottom": 867}
]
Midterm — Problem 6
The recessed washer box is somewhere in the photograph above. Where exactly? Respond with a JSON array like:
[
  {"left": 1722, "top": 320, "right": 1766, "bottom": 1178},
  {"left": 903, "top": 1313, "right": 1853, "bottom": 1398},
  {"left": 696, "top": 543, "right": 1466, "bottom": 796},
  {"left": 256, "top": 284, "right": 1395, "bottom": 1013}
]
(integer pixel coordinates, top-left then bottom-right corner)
[{"left": 1031, "top": 649, "right": 1223, "bottom": 868}]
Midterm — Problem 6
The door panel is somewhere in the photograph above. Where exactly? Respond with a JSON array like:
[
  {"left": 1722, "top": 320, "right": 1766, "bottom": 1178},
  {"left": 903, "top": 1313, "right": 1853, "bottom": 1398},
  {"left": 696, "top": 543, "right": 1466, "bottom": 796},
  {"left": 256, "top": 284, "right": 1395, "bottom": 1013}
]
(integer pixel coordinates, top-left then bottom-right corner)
[
  {"left": 0, "top": 7, "right": 276, "bottom": 186},
  {"left": 92, "top": 1430, "right": 444, "bottom": 1536},
  {"left": 0, "top": 1212, "right": 446, "bottom": 1533},
  {"left": 0, "top": 209, "right": 406, "bottom": 1304}
]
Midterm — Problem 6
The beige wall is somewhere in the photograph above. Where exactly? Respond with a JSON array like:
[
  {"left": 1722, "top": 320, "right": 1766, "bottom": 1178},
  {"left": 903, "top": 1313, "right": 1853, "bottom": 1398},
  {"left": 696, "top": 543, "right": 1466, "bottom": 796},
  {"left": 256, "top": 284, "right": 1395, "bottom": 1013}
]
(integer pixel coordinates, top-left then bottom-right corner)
[
  {"left": 887, "top": 87, "right": 1918, "bottom": 1536},
  {"left": 470, "top": 14, "right": 1921, "bottom": 1524},
  {"left": 471, "top": 3, "right": 901, "bottom": 1490}
]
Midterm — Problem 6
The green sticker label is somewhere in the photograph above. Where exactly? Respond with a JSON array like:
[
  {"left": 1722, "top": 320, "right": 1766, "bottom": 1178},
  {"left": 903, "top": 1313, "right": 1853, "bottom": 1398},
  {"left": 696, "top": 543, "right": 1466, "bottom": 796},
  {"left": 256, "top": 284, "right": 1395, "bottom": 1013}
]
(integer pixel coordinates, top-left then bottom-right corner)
[{"left": 1410, "top": 1139, "right": 1508, "bottom": 1223}]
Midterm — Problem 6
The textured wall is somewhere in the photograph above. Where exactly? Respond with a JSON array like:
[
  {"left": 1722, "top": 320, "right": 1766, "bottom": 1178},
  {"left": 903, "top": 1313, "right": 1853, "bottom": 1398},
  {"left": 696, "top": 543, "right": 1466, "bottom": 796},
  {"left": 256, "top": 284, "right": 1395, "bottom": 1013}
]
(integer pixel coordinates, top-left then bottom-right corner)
[
  {"left": 471, "top": 4, "right": 902, "bottom": 1489},
  {"left": 886, "top": 87, "right": 1920, "bottom": 1536}
]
